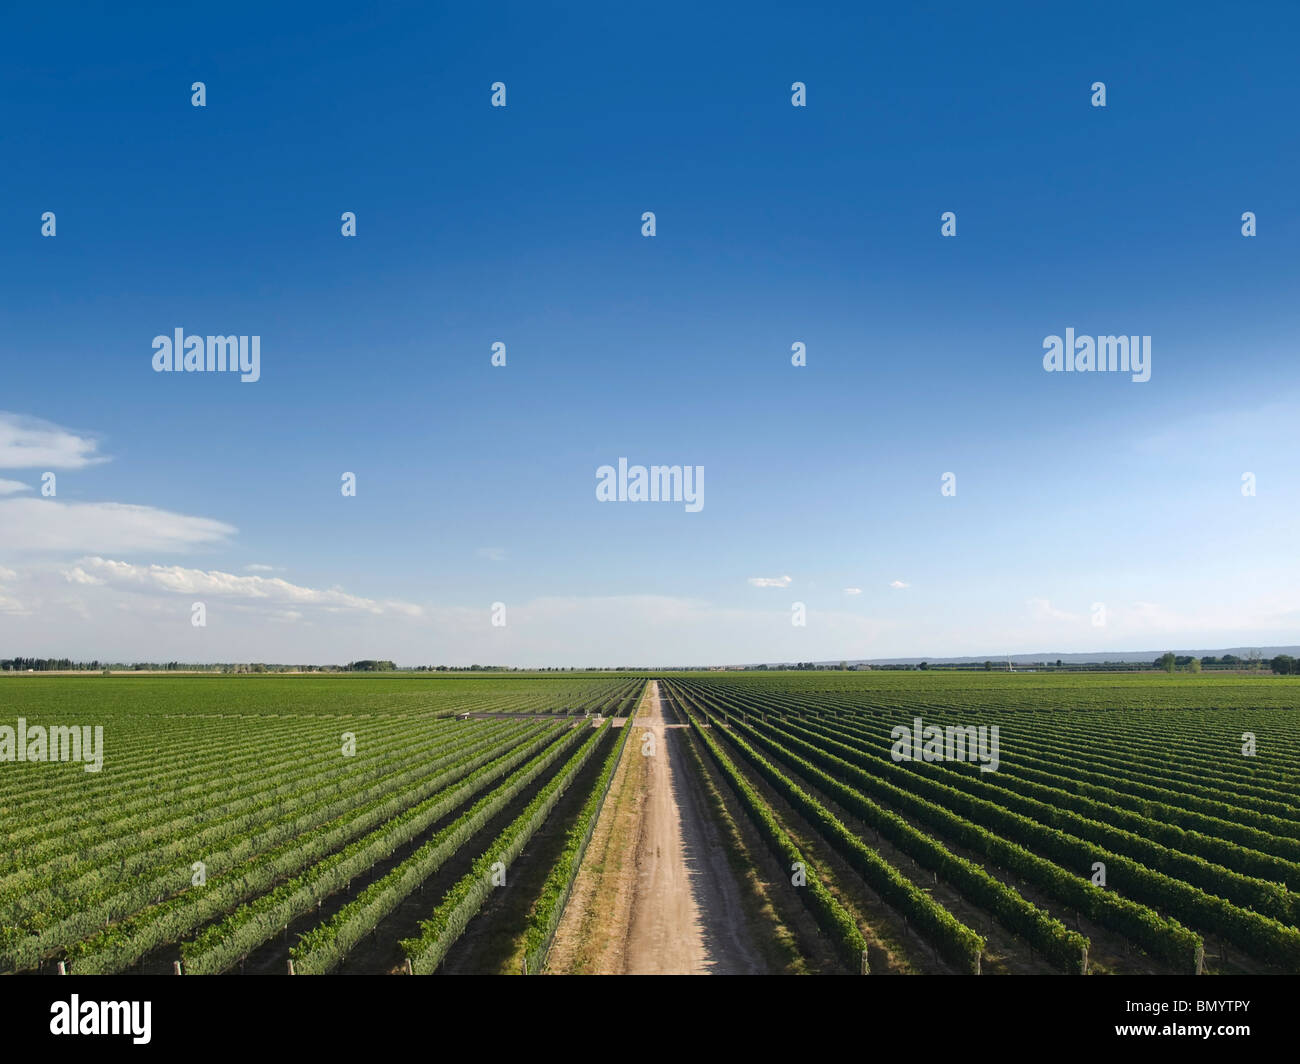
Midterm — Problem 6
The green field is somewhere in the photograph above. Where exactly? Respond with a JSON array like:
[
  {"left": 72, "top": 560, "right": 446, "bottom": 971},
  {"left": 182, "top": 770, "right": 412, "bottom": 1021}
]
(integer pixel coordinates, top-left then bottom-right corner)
[
  {"left": 0, "top": 673, "right": 643, "bottom": 974},
  {"left": 664, "top": 671, "right": 1300, "bottom": 974},
  {"left": 2, "top": 670, "right": 1298, "bottom": 975}
]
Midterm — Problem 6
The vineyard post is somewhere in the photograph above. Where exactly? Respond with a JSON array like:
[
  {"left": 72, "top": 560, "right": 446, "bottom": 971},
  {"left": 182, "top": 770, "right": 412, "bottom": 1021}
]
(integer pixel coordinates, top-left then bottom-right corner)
[
  {"left": 56, "top": 961, "right": 66, "bottom": 975},
  {"left": 287, "top": 959, "right": 295, "bottom": 975},
  {"left": 173, "top": 960, "right": 182, "bottom": 975},
  {"left": 860, "top": 949, "right": 870, "bottom": 975}
]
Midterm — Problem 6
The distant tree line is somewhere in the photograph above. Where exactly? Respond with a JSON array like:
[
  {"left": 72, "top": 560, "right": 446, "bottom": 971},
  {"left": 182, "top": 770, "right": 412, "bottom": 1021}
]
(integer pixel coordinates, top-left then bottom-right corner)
[
  {"left": 1148, "top": 652, "right": 1290, "bottom": 674},
  {"left": 1269, "top": 654, "right": 1298, "bottom": 675},
  {"left": 5, "top": 654, "right": 1297, "bottom": 675},
  {"left": 2, "top": 659, "right": 354, "bottom": 673},
  {"left": 1, "top": 658, "right": 640, "bottom": 674},
  {"left": 1, "top": 657, "right": 86, "bottom": 671}
]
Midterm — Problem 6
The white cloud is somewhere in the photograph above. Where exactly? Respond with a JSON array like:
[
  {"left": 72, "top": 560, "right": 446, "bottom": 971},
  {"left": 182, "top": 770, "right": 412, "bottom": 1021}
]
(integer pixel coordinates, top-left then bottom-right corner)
[
  {"left": 843, "top": 587, "right": 862, "bottom": 595},
  {"left": 749, "top": 575, "right": 792, "bottom": 588},
  {"left": 1026, "top": 597, "right": 1080, "bottom": 623},
  {"left": 244, "top": 563, "right": 278, "bottom": 572},
  {"left": 476, "top": 547, "right": 507, "bottom": 562},
  {"left": 0, "top": 565, "right": 22, "bottom": 614},
  {"left": 0, "top": 586, "right": 898, "bottom": 667},
  {"left": 63, "top": 566, "right": 103, "bottom": 586},
  {"left": 0, "top": 413, "right": 235, "bottom": 556},
  {"left": 6, "top": 569, "right": 1298, "bottom": 666},
  {"left": 0, "top": 413, "right": 107, "bottom": 470},
  {"left": 889, "top": 580, "right": 910, "bottom": 589},
  {"left": 63, "top": 557, "right": 424, "bottom": 617},
  {"left": 0, "top": 499, "right": 235, "bottom": 553}
]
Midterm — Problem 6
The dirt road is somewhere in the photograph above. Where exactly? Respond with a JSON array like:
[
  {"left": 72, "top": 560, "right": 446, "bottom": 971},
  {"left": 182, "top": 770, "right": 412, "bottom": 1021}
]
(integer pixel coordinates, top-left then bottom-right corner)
[
  {"left": 547, "top": 680, "right": 763, "bottom": 974},
  {"left": 623, "top": 681, "right": 763, "bottom": 973}
]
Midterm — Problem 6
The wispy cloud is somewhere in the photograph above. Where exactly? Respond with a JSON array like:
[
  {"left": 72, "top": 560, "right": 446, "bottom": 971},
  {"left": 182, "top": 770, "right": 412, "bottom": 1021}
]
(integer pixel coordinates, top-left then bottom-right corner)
[
  {"left": 889, "top": 580, "right": 910, "bottom": 589},
  {"left": 749, "top": 575, "right": 792, "bottom": 588},
  {"left": 62, "top": 557, "right": 424, "bottom": 617},
  {"left": 476, "top": 547, "right": 507, "bottom": 562},
  {"left": 0, "top": 479, "right": 31, "bottom": 495},
  {"left": 1026, "top": 597, "right": 1080, "bottom": 622},
  {"left": 0, "top": 565, "right": 22, "bottom": 615},
  {"left": 244, "top": 563, "right": 278, "bottom": 572},
  {"left": 0, "top": 499, "right": 235, "bottom": 553},
  {"left": 0, "top": 413, "right": 107, "bottom": 470},
  {"left": 843, "top": 587, "right": 862, "bottom": 595}
]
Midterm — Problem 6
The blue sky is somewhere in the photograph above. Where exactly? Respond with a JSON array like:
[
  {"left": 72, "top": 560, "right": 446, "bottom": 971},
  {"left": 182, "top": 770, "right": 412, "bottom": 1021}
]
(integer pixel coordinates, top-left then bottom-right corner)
[{"left": 1, "top": 2, "right": 1297, "bottom": 665}]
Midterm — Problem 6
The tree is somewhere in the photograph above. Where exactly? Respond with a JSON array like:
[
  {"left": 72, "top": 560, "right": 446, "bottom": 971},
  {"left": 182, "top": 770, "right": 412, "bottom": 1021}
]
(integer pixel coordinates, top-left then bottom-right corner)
[
  {"left": 1158, "top": 652, "right": 1176, "bottom": 673},
  {"left": 984, "top": 660, "right": 992, "bottom": 671},
  {"left": 1189, "top": 658, "right": 1202, "bottom": 673},
  {"left": 1270, "top": 654, "right": 1296, "bottom": 675}
]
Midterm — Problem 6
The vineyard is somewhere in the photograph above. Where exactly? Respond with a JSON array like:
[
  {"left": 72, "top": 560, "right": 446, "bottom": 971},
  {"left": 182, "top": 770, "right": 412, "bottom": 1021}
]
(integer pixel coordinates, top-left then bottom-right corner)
[
  {"left": 661, "top": 671, "right": 1300, "bottom": 974},
  {"left": 3, "top": 669, "right": 1298, "bottom": 975},
  {"left": 0, "top": 673, "right": 643, "bottom": 974}
]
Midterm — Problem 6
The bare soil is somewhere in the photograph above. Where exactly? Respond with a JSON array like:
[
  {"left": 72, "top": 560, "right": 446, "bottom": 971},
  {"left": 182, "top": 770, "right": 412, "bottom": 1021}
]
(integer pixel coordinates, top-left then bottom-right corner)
[{"left": 546, "top": 681, "right": 764, "bottom": 974}]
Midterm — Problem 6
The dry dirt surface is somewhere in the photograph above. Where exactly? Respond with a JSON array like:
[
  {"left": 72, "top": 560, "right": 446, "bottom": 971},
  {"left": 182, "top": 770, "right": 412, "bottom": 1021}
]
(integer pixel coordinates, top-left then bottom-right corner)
[{"left": 547, "top": 680, "right": 764, "bottom": 974}]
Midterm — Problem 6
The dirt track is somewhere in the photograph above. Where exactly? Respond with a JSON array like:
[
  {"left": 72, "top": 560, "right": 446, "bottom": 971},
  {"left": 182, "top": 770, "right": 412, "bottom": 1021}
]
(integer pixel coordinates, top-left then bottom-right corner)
[
  {"left": 623, "top": 681, "right": 763, "bottom": 972},
  {"left": 548, "top": 680, "right": 762, "bottom": 973}
]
